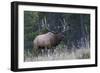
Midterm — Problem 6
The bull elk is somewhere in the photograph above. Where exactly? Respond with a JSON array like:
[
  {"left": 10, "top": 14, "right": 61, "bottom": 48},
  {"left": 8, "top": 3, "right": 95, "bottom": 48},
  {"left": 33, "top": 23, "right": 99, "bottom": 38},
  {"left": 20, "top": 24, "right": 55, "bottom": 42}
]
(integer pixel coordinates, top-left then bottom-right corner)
[
  {"left": 33, "top": 18, "right": 68, "bottom": 56},
  {"left": 33, "top": 32, "right": 64, "bottom": 56}
]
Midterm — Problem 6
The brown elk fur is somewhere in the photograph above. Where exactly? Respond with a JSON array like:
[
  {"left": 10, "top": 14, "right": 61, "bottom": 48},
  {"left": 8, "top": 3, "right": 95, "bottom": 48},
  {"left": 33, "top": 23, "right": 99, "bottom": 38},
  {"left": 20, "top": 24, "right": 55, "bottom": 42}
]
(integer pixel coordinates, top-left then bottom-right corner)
[{"left": 33, "top": 32, "right": 63, "bottom": 50}]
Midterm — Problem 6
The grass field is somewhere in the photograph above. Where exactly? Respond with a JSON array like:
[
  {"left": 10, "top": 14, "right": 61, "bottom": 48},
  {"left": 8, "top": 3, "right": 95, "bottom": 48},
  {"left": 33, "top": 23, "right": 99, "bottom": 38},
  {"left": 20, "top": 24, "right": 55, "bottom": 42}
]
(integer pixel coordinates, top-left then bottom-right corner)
[{"left": 24, "top": 44, "right": 90, "bottom": 62}]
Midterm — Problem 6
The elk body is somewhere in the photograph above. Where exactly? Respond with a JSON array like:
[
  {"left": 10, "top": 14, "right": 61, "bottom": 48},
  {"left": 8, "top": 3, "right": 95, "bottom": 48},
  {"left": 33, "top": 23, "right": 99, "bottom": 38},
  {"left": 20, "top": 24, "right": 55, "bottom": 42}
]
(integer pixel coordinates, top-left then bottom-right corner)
[{"left": 33, "top": 32, "right": 64, "bottom": 55}]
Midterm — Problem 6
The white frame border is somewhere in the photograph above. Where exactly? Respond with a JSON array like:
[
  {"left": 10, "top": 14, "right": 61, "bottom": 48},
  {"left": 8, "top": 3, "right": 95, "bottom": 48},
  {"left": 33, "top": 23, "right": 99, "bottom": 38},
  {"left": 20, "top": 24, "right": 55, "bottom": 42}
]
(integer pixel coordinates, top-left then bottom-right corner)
[{"left": 18, "top": 5, "right": 96, "bottom": 69}]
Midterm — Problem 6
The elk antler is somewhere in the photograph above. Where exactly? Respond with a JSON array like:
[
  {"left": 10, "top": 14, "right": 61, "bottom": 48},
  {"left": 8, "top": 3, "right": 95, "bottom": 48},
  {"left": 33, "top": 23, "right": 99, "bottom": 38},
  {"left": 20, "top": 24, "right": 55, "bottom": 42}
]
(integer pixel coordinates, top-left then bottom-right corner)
[
  {"left": 60, "top": 18, "right": 69, "bottom": 33},
  {"left": 41, "top": 16, "right": 51, "bottom": 32}
]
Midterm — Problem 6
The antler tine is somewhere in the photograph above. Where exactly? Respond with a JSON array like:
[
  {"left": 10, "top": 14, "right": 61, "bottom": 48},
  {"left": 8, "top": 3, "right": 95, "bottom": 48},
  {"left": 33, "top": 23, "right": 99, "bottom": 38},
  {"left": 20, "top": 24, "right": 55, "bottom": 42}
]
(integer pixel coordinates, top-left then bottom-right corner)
[
  {"left": 63, "top": 18, "right": 66, "bottom": 32},
  {"left": 64, "top": 18, "right": 70, "bottom": 32},
  {"left": 44, "top": 16, "right": 46, "bottom": 25},
  {"left": 44, "top": 17, "right": 51, "bottom": 32},
  {"left": 41, "top": 19, "right": 44, "bottom": 27},
  {"left": 60, "top": 18, "right": 66, "bottom": 33}
]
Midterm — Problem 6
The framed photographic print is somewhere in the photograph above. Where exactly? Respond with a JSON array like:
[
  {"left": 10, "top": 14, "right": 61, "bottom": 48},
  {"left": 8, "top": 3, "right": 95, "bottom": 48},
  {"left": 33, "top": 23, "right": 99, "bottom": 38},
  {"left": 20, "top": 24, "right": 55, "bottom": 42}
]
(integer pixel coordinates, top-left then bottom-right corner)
[{"left": 11, "top": 1, "right": 97, "bottom": 72}]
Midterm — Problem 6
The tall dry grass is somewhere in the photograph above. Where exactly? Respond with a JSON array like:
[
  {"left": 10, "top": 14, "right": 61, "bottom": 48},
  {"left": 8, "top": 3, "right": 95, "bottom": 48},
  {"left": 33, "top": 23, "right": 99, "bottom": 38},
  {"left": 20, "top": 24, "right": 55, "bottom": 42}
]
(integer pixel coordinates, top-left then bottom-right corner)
[{"left": 24, "top": 44, "right": 90, "bottom": 62}]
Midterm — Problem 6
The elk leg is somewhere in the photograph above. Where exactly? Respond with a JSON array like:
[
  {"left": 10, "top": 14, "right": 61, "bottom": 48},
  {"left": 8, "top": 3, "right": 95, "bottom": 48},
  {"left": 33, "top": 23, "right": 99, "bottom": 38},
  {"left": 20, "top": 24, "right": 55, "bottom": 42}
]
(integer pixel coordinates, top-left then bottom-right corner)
[
  {"left": 32, "top": 48, "right": 38, "bottom": 57},
  {"left": 49, "top": 48, "right": 54, "bottom": 55},
  {"left": 46, "top": 48, "right": 49, "bottom": 56}
]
